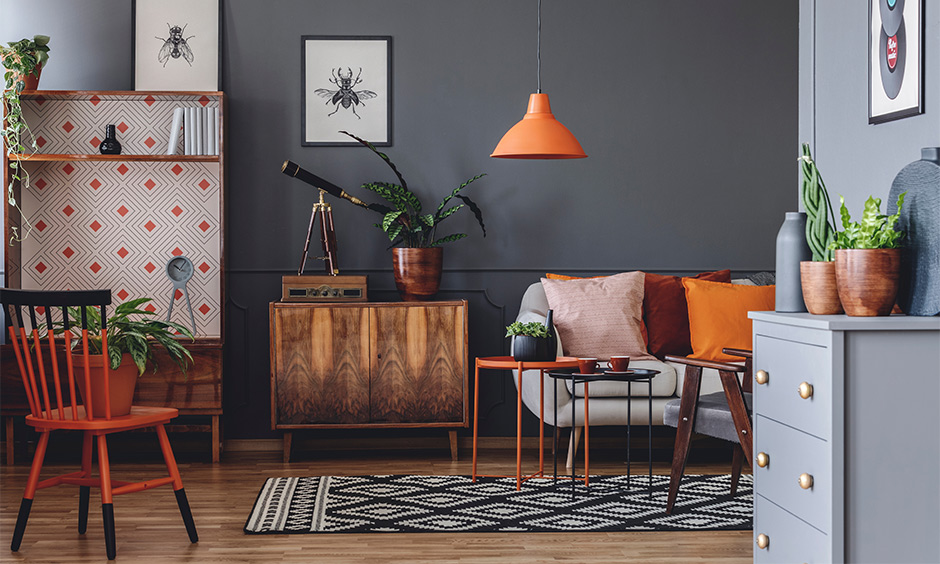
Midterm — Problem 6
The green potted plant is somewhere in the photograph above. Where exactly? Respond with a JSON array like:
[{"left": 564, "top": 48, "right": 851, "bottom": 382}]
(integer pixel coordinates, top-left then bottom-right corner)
[
  {"left": 2, "top": 35, "right": 50, "bottom": 244},
  {"left": 829, "top": 193, "right": 906, "bottom": 316},
  {"left": 58, "top": 297, "right": 195, "bottom": 417},
  {"left": 339, "top": 130, "right": 486, "bottom": 301},
  {"left": 506, "top": 320, "right": 555, "bottom": 362},
  {"left": 797, "top": 143, "right": 843, "bottom": 314}
]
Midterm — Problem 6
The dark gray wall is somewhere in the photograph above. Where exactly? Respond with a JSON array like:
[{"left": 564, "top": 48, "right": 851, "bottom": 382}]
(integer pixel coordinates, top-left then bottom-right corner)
[
  {"left": 6, "top": 1, "right": 799, "bottom": 440},
  {"left": 800, "top": 0, "right": 940, "bottom": 217}
]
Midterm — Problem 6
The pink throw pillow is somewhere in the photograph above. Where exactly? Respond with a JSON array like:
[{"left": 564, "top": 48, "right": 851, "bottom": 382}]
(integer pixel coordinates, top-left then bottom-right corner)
[{"left": 541, "top": 271, "right": 655, "bottom": 361}]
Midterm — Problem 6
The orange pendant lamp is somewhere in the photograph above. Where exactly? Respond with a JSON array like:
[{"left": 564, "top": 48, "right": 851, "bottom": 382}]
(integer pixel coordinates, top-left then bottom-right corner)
[{"left": 491, "top": 0, "right": 586, "bottom": 159}]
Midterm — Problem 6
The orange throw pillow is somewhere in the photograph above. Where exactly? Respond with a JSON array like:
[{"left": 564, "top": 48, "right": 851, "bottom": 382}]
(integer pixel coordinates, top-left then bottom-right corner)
[
  {"left": 682, "top": 278, "right": 775, "bottom": 362},
  {"left": 545, "top": 273, "right": 605, "bottom": 280},
  {"left": 643, "top": 270, "right": 731, "bottom": 358}
]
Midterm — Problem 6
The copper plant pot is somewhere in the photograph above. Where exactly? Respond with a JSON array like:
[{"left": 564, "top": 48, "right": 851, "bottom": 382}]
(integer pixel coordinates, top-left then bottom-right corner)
[
  {"left": 2, "top": 61, "right": 42, "bottom": 91},
  {"left": 834, "top": 249, "right": 901, "bottom": 317},
  {"left": 800, "top": 261, "right": 843, "bottom": 315},
  {"left": 392, "top": 247, "right": 443, "bottom": 301},
  {"left": 74, "top": 353, "right": 139, "bottom": 418}
]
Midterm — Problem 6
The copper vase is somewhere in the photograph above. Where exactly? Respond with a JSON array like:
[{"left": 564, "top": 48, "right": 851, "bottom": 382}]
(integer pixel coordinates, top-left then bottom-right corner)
[
  {"left": 800, "top": 261, "right": 843, "bottom": 315},
  {"left": 392, "top": 247, "right": 443, "bottom": 301},
  {"left": 834, "top": 249, "right": 901, "bottom": 317}
]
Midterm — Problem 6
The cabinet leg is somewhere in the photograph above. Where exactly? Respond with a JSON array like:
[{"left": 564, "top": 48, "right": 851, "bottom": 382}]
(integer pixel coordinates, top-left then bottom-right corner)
[
  {"left": 5, "top": 416, "right": 14, "bottom": 465},
  {"left": 448, "top": 430, "right": 458, "bottom": 461},
  {"left": 211, "top": 415, "right": 220, "bottom": 463},
  {"left": 282, "top": 432, "right": 293, "bottom": 463}
]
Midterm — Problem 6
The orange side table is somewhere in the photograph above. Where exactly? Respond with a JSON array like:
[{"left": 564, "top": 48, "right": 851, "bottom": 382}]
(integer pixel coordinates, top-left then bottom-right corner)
[{"left": 471, "top": 356, "right": 579, "bottom": 490}]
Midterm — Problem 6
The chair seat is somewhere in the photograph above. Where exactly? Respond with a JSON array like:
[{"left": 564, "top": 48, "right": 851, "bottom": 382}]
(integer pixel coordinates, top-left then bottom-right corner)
[
  {"left": 663, "top": 391, "right": 752, "bottom": 443},
  {"left": 26, "top": 406, "right": 179, "bottom": 432}
]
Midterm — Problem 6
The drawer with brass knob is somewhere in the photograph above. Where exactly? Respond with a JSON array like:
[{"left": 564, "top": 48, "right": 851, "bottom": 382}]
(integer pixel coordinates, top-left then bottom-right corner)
[{"left": 755, "top": 494, "right": 829, "bottom": 564}]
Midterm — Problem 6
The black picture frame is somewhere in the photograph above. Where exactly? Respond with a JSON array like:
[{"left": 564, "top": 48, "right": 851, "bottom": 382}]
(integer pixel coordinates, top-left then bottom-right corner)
[
  {"left": 869, "top": 0, "right": 924, "bottom": 124},
  {"left": 132, "top": 0, "right": 222, "bottom": 91},
  {"left": 301, "top": 36, "right": 392, "bottom": 147}
]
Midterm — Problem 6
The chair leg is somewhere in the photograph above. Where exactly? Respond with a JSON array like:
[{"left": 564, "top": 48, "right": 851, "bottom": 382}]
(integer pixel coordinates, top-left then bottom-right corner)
[
  {"left": 79, "top": 432, "right": 93, "bottom": 534},
  {"left": 97, "top": 434, "right": 116, "bottom": 560},
  {"left": 730, "top": 443, "right": 744, "bottom": 496},
  {"left": 11, "top": 430, "right": 50, "bottom": 552},
  {"left": 666, "top": 366, "right": 703, "bottom": 515},
  {"left": 156, "top": 424, "right": 198, "bottom": 543}
]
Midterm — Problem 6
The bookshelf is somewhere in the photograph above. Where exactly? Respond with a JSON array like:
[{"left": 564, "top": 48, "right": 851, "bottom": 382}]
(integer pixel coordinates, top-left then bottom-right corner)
[{"left": 2, "top": 90, "right": 225, "bottom": 462}]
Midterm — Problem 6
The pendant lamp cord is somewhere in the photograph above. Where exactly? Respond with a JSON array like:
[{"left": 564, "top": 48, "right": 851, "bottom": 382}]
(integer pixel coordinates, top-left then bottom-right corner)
[{"left": 536, "top": 0, "right": 542, "bottom": 93}]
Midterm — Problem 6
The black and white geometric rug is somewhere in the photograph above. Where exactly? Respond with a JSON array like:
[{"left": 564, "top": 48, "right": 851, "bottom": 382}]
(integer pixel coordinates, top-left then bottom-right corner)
[{"left": 244, "top": 474, "right": 752, "bottom": 534}]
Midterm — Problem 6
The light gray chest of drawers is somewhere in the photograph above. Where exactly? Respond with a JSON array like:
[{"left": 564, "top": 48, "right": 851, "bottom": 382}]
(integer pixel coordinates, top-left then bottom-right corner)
[{"left": 749, "top": 312, "right": 940, "bottom": 564}]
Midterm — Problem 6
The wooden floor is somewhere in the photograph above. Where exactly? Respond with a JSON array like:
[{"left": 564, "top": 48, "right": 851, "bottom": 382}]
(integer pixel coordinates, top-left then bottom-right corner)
[{"left": 1, "top": 442, "right": 752, "bottom": 563}]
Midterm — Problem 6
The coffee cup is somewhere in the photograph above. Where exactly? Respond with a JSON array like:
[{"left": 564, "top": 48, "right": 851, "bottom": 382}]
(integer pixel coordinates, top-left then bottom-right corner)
[
  {"left": 577, "top": 357, "right": 598, "bottom": 374},
  {"left": 607, "top": 356, "right": 631, "bottom": 372}
]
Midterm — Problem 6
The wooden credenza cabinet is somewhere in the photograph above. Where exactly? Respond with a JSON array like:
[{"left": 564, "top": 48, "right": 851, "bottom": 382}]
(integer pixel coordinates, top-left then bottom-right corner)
[
  {"left": 270, "top": 300, "right": 468, "bottom": 462},
  {"left": 749, "top": 312, "right": 940, "bottom": 563}
]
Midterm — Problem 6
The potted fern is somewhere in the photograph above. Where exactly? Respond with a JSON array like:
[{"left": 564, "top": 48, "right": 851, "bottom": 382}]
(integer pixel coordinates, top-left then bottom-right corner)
[
  {"left": 340, "top": 131, "right": 486, "bottom": 301},
  {"left": 58, "top": 297, "right": 194, "bottom": 417},
  {"left": 506, "top": 321, "right": 555, "bottom": 362},
  {"left": 830, "top": 193, "right": 906, "bottom": 316}
]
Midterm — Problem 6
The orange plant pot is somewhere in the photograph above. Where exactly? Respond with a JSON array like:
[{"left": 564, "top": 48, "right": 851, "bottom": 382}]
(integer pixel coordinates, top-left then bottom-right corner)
[
  {"left": 74, "top": 353, "right": 139, "bottom": 418},
  {"left": 800, "top": 261, "right": 844, "bottom": 315},
  {"left": 392, "top": 247, "right": 443, "bottom": 301},
  {"left": 834, "top": 249, "right": 901, "bottom": 317}
]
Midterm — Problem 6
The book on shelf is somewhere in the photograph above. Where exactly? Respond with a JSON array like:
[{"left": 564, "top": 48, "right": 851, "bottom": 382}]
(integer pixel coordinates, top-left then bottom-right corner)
[
  {"left": 176, "top": 105, "right": 219, "bottom": 157},
  {"left": 167, "top": 108, "right": 184, "bottom": 155},
  {"left": 184, "top": 107, "right": 194, "bottom": 155}
]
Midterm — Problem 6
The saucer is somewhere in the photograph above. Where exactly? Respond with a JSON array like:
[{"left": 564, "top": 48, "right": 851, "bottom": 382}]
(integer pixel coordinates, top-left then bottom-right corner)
[{"left": 602, "top": 369, "right": 634, "bottom": 375}]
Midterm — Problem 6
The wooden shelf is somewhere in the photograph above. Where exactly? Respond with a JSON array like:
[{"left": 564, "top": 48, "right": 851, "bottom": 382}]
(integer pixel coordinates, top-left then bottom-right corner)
[
  {"left": 19, "top": 90, "right": 223, "bottom": 99},
  {"left": 11, "top": 154, "right": 219, "bottom": 163}
]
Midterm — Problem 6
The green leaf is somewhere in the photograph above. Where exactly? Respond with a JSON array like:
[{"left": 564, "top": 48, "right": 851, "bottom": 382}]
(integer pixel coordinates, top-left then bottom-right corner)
[
  {"left": 420, "top": 214, "right": 435, "bottom": 227},
  {"left": 455, "top": 194, "right": 486, "bottom": 237},
  {"left": 339, "top": 130, "right": 409, "bottom": 192},
  {"left": 429, "top": 233, "right": 467, "bottom": 247},
  {"left": 382, "top": 210, "right": 404, "bottom": 231}
]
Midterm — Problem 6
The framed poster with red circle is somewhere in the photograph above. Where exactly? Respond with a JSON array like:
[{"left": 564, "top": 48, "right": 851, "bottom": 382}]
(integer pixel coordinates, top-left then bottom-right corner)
[{"left": 869, "top": 0, "right": 923, "bottom": 124}]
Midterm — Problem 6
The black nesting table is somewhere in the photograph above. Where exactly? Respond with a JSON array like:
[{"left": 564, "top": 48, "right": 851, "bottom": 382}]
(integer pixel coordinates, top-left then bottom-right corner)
[{"left": 548, "top": 368, "right": 660, "bottom": 497}]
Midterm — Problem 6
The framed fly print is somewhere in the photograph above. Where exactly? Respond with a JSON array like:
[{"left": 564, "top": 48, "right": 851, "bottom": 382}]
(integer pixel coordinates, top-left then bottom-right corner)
[
  {"left": 869, "top": 0, "right": 923, "bottom": 124},
  {"left": 302, "top": 36, "right": 392, "bottom": 146},
  {"left": 133, "top": 0, "right": 221, "bottom": 91}
]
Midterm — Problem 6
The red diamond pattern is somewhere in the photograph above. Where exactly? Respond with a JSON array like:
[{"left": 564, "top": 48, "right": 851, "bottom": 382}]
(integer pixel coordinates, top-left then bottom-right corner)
[
  {"left": 171, "top": 164, "right": 183, "bottom": 175},
  {"left": 199, "top": 96, "right": 211, "bottom": 107},
  {"left": 199, "top": 304, "right": 211, "bottom": 315},
  {"left": 172, "top": 247, "right": 183, "bottom": 256},
  {"left": 35, "top": 95, "right": 46, "bottom": 105},
  {"left": 90, "top": 178, "right": 102, "bottom": 190},
  {"left": 198, "top": 179, "right": 211, "bottom": 190},
  {"left": 172, "top": 205, "right": 183, "bottom": 216},
  {"left": 199, "top": 221, "right": 211, "bottom": 232},
  {"left": 144, "top": 95, "right": 156, "bottom": 106},
  {"left": 63, "top": 205, "right": 75, "bottom": 217},
  {"left": 89, "top": 95, "right": 100, "bottom": 106},
  {"left": 144, "top": 220, "right": 156, "bottom": 232},
  {"left": 35, "top": 262, "right": 47, "bottom": 274},
  {"left": 144, "top": 303, "right": 156, "bottom": 313},
  {"left": 199, "top": 262, "right": 210, "bottom": 274},
  {"left": 144, "top": 178, "right": 156, "bottom": 190},
  {"left": 62, "top": 121, "right": 75, "bottom": 133},
  {"left": 63, "top": 163, "right": 74, "bottom": 175},
  {"left": 175, "top": 289, "right": 183, "bottom": 300},
  {"left": 117, "top": 247, "right": 129, "bottom": 258},
  {"left": 117, "top": 164, "right": 129, "bottom": 175},
  {"left": 62, "top": 247, "right": 74, "bottom": 259},
  {"left": 89, "top": 262, "right": 102, "bottom": 274},
  {"left": 35, "top": 178, "right": 47, "bottom": 190},
  {"left": 117, "top": 122, "right": 129, "bottom": 134},
  {"left": 90, "top": 220, "right": 102, "bottom": 232},
  {"left": 117, "top": 205, "right": 129, "bottom": 217},
  {"left": 144, "top": 137, "right": 156, "bottom": 148},
  {"left": 36, "top": 136, "right": 47, "bottom": 148},
  {"left": 90, "top": 136, "right": 101, "bottom": 148},
  {"left": 117, "top": 289, "right": 129, "bottom": 300},
  {"left": 35, "top": 220, "right": 47, "bottom": 232},
  {"left": 144, "top": 262, "right": 156, "bottom": 274}
]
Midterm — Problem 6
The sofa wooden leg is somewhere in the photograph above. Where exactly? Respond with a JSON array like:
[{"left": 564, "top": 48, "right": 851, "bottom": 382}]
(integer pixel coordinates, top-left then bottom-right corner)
[{"left": 565, "top": 427, "right": 582, "bottom": 469}]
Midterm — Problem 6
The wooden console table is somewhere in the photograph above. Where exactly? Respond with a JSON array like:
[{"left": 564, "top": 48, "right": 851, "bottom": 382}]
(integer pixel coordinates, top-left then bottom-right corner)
[{"left": 270, "top": 300, "right": 468, "bottom": 462}]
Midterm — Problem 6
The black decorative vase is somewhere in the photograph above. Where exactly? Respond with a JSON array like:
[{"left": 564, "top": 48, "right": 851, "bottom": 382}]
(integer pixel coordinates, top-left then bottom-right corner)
[
  {"left": 511, "top": 336, "right": 554, "bottom": 362},
  {"left": 99, "top": 124, "right": 122, "bottom": 155}
]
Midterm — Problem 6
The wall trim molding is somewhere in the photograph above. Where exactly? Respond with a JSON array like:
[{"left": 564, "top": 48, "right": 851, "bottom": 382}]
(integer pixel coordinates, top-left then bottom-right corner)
[{"left": 225, "top": 267, "right": 774, "bottom": 275}]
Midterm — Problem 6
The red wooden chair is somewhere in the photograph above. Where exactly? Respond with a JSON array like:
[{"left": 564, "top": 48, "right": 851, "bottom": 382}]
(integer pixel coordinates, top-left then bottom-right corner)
[{"left": 2, "top": 289, "right": 197, "bottom": 560}]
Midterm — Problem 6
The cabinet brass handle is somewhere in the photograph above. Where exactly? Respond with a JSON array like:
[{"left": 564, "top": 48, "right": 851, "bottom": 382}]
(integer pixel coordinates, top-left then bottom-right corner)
[
  {"left": 755, "top": 370, "right": 769, "bottom": 385},
  {"left": 756, "top": 452, "right": 769, "bottom": 468},
  {"left": 799, "top": 473, "right": 814, "bottom": 489},
  {"left": 756, "top": 533, "right": 769, "bottom": 549},
  {"left": 798, "top": 382, "right": 814, "bottom": 399}
]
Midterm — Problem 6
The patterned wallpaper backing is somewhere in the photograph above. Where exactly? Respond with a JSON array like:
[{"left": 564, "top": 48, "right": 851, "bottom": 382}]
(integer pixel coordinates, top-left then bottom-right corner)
[{"left": 14, "top": 94, "right": 222, "bottom": 337}]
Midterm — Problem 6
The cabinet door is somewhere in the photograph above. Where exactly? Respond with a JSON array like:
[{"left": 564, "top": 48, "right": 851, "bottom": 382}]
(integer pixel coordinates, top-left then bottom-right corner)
[
  {"left": 272, "top": 306, "right": 370, "bottom": 425},
  {"left": 370, "top": 305, "right": 465, "bottom": 423}
]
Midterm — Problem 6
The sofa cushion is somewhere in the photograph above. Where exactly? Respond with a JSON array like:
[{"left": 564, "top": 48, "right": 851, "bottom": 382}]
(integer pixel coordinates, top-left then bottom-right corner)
[
  {"left": 663, "top": 391, "right": 752, "bottom": 443},
  {"left": 567, "top": 359, "right": 677, "bottom": 398},
  {"left": 683, "top": 278, "right": 774, "bottom": 362},
  {"left": 541, "top": 271, "right": 655, "bottom": 361},
  {"left": 642, "top": 270, "right": 731, "bottom": 358}
]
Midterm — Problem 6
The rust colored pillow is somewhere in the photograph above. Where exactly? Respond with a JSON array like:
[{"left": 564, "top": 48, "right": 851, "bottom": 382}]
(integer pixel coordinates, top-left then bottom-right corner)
[
  {"left": 540, "top": 271, "right": 655, "bottom": 361},
  {"left": 643, "top": 270, "right": 732, "bottom": 358},
  {"left": 545, "top": 273, "right": 605, "bottom": 280},
  {"left": 682, "top": 278, "right": 775, "bottom": 362}
]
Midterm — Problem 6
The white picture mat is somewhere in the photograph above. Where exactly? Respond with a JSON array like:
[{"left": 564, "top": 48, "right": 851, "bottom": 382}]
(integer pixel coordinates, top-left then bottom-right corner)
[
  {"left": 135, "top": 0, "right": 219, "bottom": 91},
  {"left": 870, "top": 0, "right": 921, "bottom": 119},
  {"left": 304, "top": 39, "right": 389, "bottom": 144}
]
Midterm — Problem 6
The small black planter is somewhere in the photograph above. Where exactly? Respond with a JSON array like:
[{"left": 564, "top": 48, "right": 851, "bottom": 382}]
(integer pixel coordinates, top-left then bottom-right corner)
[{"left": 512, "top": 335, "right": 555, "bottom": 362}]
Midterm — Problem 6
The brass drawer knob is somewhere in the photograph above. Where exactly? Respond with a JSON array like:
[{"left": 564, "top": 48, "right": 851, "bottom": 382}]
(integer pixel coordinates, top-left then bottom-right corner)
[
  {"left": 798, "top": 381, "right": 814, "bottom": 399},
  {"left": 756, "top": 533, "right": 770, "bottom": 549},
  {"left": 755, "top": 370, "right": 769, "bottom": 385},
  {"left": 799, "top": 472, "right": 814, "bottom": 489},
  {"left": 756, "top": 452, "right": 769, "bottom": 468}
]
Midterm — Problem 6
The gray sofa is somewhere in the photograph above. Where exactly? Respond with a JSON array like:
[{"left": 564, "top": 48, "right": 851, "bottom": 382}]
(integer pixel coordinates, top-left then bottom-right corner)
[{"left": 512, "top": 280, "right": 749, "bottom": 445}]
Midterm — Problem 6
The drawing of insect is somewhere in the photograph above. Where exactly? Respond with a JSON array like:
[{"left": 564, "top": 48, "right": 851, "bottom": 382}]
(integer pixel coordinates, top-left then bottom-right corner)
[
  {"left": 156, "top": 23, "right": 194, "bottom": 67},
  {"left": 314, "top": 67, "right": 378, "bottom": 119}
]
